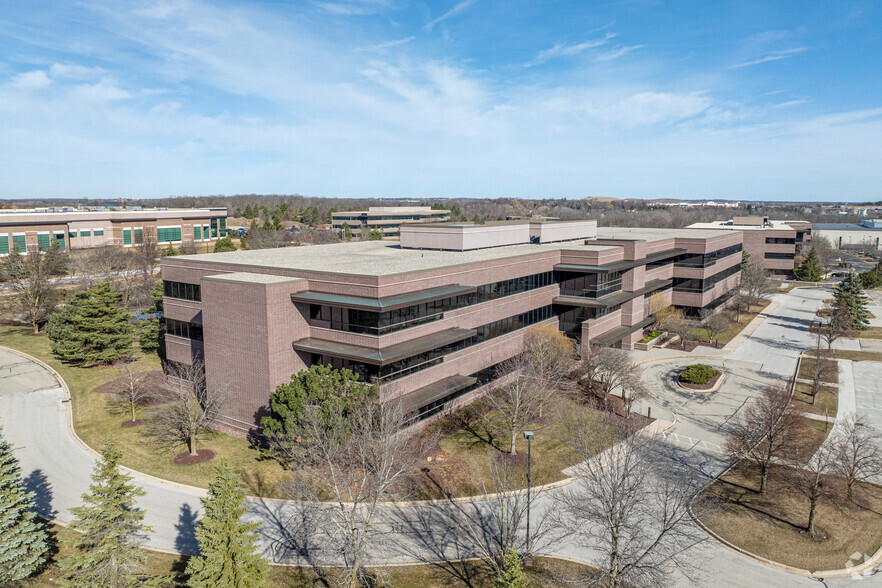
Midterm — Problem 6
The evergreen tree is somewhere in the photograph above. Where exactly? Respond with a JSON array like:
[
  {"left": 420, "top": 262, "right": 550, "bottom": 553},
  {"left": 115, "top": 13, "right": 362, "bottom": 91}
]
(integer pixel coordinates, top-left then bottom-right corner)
[
  {"left": 139, "top": 280, "right": 164, "bottom": 354},
  {"left": 834, "top": 272, "right": 871, "bottom": 330},
  {"left": 0, "top": 426, "right": 49, "bottom": 584},
  {"left": 46, "top": 282, "right": 134, "bottom": 365},
  {"left": 185, "top": 461, "right": 267, "bottom": 587},
  {"left": 494, "top": 549, "right": 528, "bottom": 588},
  {"left": 243, "top": 204, "right": 254, "bottom": 219},
  {"left": 214, "top": 236, "right": 238, "bottom": 253},
  {"left": 60, "top": 441, "right": 152, "bottom": 587},
  {"left": 161, "top": 243, "right": 180, "bottom": 257},
  {"left": 794, "top": 248, "right": 823, "bottom": 281},
  {"left": 740, "top": 249, "right": 750, "bottom": 271}
]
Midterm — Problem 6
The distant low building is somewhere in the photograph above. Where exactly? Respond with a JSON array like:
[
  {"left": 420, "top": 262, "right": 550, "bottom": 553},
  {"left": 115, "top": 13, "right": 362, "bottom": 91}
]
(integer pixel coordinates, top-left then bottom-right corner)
[
  {"left": 0, "top": 208, "right": 227, "bottom": 255},
  {"left": 331, "top": 206, "right": 450, "bottom": 237},
  {"left": 685, "top": 216, "right": 811, "bottom": 277},
  {"left": 814, "top": 219, "right": 882, "bottom": 251}
]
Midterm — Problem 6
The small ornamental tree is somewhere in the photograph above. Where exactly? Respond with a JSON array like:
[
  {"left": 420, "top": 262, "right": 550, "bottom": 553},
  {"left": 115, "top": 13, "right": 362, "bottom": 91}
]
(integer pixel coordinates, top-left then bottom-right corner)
[
  {"left": 213, "top": 236, "right": 237, "bottom": 253},
  {"left": 261, "top": 364, "right": 377, "bottom": 465},
  {"left": 46, "top": 282, "right": 134, "bottom": 365},
  {"left": 834, "top": 272, "right": 870, "bottom": 330},
  {"left": 60, "top": 441, "right": 152, "bottom": 586},
  {"left": 186, "top": 460, "right": 268, "bottom": 587},
  {"left": 0, "top": 426, "right": 49, "bottom": 584},
  {"left": 794, "top": 248, "right": 823, "bottom": 281}
]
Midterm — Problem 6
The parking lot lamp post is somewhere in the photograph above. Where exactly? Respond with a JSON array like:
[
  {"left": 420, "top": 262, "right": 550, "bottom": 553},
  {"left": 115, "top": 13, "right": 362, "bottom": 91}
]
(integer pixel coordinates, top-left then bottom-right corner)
[{"left": 523, "top": 430, "right": 534, "bottom": 560}]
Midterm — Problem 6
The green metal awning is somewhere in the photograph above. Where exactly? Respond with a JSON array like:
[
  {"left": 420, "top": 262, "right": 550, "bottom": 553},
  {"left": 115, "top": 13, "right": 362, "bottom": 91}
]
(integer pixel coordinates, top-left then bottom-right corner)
[
  {"left": 290, "top": 284, "right": 476, "bottom": 312},
  {"left": 393, "top": 374, "right": 478, "bottom": 412},
  {"left": 292, "top": 327, "right": 476, "bottom": 365},
  {"left": 553, "top": 279, "right": 673, "bottom": 308}
]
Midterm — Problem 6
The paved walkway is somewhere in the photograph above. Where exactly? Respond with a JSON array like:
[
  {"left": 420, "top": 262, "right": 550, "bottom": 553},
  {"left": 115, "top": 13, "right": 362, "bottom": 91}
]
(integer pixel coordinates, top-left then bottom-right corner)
[{"left": 0, "top": 287, "right": 877, "bottom": 585}]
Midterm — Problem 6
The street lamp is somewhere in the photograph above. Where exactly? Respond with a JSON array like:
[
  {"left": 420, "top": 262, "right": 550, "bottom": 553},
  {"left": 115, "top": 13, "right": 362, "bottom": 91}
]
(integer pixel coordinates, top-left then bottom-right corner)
[{"left": 523, "top": 430, "right": 534, "bottom": 561}]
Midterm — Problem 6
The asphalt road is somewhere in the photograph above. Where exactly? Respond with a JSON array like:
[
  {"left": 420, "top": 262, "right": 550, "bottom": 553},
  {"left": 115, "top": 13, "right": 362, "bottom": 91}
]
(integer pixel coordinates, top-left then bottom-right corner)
[{"left": 0, "top": 287, "right": 877, "bottom": 586}]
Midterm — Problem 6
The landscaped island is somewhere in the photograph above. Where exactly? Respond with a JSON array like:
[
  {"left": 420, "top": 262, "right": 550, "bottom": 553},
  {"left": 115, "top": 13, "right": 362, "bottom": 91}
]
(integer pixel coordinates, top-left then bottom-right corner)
[{"left": 678, "top": 364, "right": 722, "bottom": 391}]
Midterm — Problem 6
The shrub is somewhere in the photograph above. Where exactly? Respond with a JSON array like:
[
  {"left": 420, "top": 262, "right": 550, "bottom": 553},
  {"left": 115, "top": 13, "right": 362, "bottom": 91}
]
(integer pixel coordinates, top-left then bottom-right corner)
[
  {"left": 640, "top": 331, "right": 661, "bottom": 344},
  {"left": 679, "top": 364, "right": 720, "bottom": 385}
]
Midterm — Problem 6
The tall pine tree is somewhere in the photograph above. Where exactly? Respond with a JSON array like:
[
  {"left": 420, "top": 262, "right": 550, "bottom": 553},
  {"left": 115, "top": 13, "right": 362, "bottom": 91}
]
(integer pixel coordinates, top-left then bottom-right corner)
[
  {"left": 186, "top": 460, "right": 267, "bottom": 587},
  {"left": 60, "top": 440, "right": 152, "bottom": 587},
  {"left": 46, "top": 282, "right": 134, "bottom": 365},
  {"left": 834, "top": 272, "right": 871, "bottom": 330},
  {"left": 794, "top": 248, "right": 823, "bottom": 281},
  {"left": 0, "top": 426, "right": 49, "bottom": 583}
]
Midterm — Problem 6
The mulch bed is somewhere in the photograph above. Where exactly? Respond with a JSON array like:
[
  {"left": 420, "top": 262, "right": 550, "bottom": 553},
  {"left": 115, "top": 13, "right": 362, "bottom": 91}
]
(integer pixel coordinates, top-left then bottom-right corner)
[
  {"left": 94, "top": 370, "right": 173, "bottom": 405},
  {"left": 121, "top": 419, "right": 146, "bottom": 428},
  {"left": 678, "top": 373, "right": 722, "bottom": 391},
  {"left": 173, "top": 449, "right": 215, "bottom": 465}
]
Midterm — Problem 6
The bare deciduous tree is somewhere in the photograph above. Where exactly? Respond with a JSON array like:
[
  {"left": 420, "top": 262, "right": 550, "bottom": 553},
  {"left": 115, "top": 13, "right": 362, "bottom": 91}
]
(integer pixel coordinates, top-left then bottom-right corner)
[
  {"left": 786, "top": 437, "right": 838, "bottom": 536},
  {"left": 281, "top": 400, "right": 433, "bottom": 588},
  {"left": 818, "top": 301, "right": 853, "bottom": 351},
  {"left": 554, "top": 412, "right": 706, "bottom": 588},
  {"left": 486, "top": 354, "right": 552, "bottom": 456},
  {"left": 113, "top": 361, "right": 153, "bottom": 422},
  {"left": 580, "top": 345, "right": 643, "bottom": 409},
  {"left": 739, "top": 258, "right": 772, "bottom": 311},
  {"left": 521, "top": 325, "right": 575, "bottom": 397},
  {"left": 129, "top": 228, "right": 160, "bottom": 308},
  {"left": 0, "top": 242, "right": 67, "bottom": 333},
  {"left": 725, "top": 383, "right": 803, "bottom": 494},
  {"left": 456, "top": 452, "right": 553, "bottom": 574},
  {"left": 831, "top": 413, "right": 882, "bottom": 500},
  {"left": 810, "top": 235, "right": 836, "bottom": 275},
  {"left": 148, "top": 361, "right": 225, "bottom": 456},
  {"left": 808, "top": 350, "right": 831, "bottom": 406},
  {"left": 700, "top": 311, "right": 730, "bottom": 347}
]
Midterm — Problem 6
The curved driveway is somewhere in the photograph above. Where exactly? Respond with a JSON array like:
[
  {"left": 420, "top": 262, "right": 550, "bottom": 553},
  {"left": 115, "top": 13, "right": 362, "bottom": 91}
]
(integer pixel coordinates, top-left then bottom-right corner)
[{"left": 0, "top": 286, "right": 873, "bottom": 585}]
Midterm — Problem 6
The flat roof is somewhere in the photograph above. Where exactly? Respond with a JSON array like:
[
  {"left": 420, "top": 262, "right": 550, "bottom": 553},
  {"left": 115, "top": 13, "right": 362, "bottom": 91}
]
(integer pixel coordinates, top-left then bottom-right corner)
[
  {"left": 595, "top": 226, "right": 732, "bottom": 241},
  {"left": 814, "top": 223, "right": 882, "bottom": 232},
  {"left": 685, "top": 220, "right": 806, "bottom": 231},
  {"left": 171, "top": 239, "right": 617, "bottom": 277}
]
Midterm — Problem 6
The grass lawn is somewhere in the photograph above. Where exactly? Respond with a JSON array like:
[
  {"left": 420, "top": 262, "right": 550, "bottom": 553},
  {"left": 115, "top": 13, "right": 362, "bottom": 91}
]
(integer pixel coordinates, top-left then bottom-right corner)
[
  {"left": 414, "top": 396, "right": 627, "bottom": 499},
  {"left": 688, "top": 299, "right": 772, "bottom": 346},
  {"left": 808, "top": 349, "right": 882, "bottom": 363},
  {"left": 797, "top": 357, "right": 839, "bottom": 384},
  {"left": 857, "top": 326, "right": 882, "bottom": 340},
  {"left": 26, "top": 521, "right": 591, "bottom": 587},
  {"left": 0, "top": 325, "right": 289, "bottom": 496},
  {"left": 696, "top": 461, "right": 882, "bottom": 572},
  {"left": 793, "top": 382, "right": 837, "bottom": 418}
]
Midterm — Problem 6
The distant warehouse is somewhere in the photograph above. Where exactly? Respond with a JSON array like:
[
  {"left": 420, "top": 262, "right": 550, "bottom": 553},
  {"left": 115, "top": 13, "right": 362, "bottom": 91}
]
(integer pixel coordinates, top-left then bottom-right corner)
[
  {"left": 0, "top": 207, "right": 227, "bottom": 254},
  {"left": 813, "top": 220, "right": 882, "bottom": 251},
  {"left": 331, "top": 206, "right": 450, "bottom": 237}
]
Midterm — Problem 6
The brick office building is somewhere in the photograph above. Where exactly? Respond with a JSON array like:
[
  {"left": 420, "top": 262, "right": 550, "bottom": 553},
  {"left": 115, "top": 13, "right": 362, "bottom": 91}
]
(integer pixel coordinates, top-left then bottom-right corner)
[
  {"left": 160, "top": 220, "right": 742, "bottom": 435},
  {"left": 331, "top": 206, "right": 451, "bottom": 237},
  {"left": 0, "top": 208, "right": 228, "bottom": 255},
  {"left": 686, "top": 216, "right": 811, "bottom": 277}
]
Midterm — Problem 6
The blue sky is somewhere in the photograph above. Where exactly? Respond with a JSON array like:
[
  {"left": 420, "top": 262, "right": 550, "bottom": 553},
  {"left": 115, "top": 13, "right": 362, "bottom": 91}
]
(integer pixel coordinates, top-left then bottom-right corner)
[{"left": 1, "top": 0, "right": 880, "bottom": 201}]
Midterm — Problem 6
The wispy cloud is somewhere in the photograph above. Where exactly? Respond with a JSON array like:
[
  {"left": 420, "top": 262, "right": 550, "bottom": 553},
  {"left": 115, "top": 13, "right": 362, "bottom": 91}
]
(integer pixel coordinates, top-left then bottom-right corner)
[
  {"left": 526, "top": 33, "right": 616, "bottom": 67},
  {"left": 731, "top": 47, "right": 807, "bottom": 69},
  {"left": 596, "top": 44, "right": 645, "bottom": 62},
  {"left": 425, "top": 0, "right": 477, "bottom": 31},
  {"left": 314, "top": 0, "right": 392, "bottom": 16},
  {"left": 361, "top": 37, "right": 415, "bottom": 51}
]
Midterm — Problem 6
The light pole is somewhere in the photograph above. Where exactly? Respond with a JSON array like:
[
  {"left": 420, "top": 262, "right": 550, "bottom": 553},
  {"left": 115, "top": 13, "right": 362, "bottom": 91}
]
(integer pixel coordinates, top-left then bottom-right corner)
[{"left": 523, "top": 430, "right": 534, "bottom": 561}]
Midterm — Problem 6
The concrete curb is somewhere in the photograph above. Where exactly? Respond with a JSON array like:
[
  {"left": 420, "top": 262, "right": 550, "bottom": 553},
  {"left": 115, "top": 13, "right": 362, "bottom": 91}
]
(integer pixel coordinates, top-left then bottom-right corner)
[
  {"left": 0, "top": 346, "right": 210, "bottom": 498},
  {"left": 0, "top": 346, "right": 675, "bottom": 510},
  {"left": 633, "top": 299, "right": 782, "bottom": 368},
  {"left": 676, "top": 371, "right": 725, "bottom": 393},
  {"left": 690, "top": 509, "right": 882, "bottom": 579}
]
